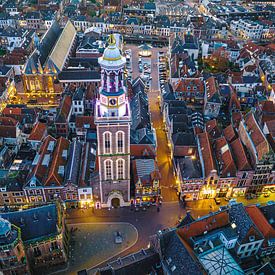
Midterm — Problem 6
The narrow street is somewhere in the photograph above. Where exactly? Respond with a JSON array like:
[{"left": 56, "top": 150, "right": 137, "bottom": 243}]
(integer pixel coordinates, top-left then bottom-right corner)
[
  {"left": 148, "top": 91, "right": 178, "bottom": 202},
  {"left": 125, "top": 44, "right": 178, "bottom": 202}
]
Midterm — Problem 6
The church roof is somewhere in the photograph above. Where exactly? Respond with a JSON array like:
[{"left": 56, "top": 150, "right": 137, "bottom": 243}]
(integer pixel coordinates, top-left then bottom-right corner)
[{"left": 46, "top": 20, "right": 76, "bottom": 72}]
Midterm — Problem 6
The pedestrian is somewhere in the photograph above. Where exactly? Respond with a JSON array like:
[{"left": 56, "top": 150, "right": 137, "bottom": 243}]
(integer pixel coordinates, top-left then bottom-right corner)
[{"left": 157, "top": 206, "right": 160, "bottom": 212}]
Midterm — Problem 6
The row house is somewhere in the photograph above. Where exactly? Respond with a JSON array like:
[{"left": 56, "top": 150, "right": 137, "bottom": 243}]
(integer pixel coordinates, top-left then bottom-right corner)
[
  {"left": 230, "top": 138, "right": 254, "bottom": 197},
  {"left": 0, "top": 13, "right": 17, "bottom": 28},
  {"left": 150, "top": 203, "right": 274, "bottom": 275},
  {"left": 0, "top": 66, "right": 15, "bottom": 109},
  {"left": 21, "top": 10, "right": 57, "bottom": 30},
  {"left": 77, "top": 142, "right": 95, "bottom": 208},
  {"left": 0, "top": 117, "right": 21, "bottom": 147},
  {"left": 27, "top": 122, "right": 47, "bottom": 150},
  {"left": 0, "top": 171, "right": 28, "bottom": 206},
  {"left": 1, "top": 204, "right": 68, "bottom": 273},
  {"left": 64, "top": 140, "right": 96, "bottom": 208},
  {"left": 24, "top": 135, "right": 70, "bottom": 204},
  {"left": 0, "top": 27, "right": 30, "bottom": 52},
  {"left": 3, "top": 2, "right": 18, "bottom": 15},
  {"left": 75, "top": 116, "right": 95, "bottom": 141},
  {"left": 132, "top": 159, "right": 161, "bottom": 205},
  {"left": 174, "top": 77, "right": 205, "bottom": 106},
  {"left": 63, "top": 140, "right": 82, "bottom": 206},
  {"left": 213, "top": 137, "right": 237, "bottom": 197},
  {"left": 76, "top": 35, "right": 105, "bottom": 58},
  {"left": 246, "top": 205, "right": 275, "bottom": 257},
  {"left": 55, "top": 95, "right": 72, "bottom": 137},
  {"left": 72, "top": 15, "right": 91, "bottom": 32},
  {"left": 0, "top": 218, "right": 29, "bottom": 274},
  {"left": 230, "top": 19, "right": 264, "bottom": 40},
  {"left": 204, "top": 77, "right": 222, "bottom": 118},
  {"left": 238, "top": 112, "right": 274, "bottom": 194}
]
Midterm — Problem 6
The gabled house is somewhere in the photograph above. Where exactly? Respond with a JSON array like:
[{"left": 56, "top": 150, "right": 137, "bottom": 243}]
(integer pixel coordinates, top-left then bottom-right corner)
[
  {"left": 230, "top": 138, "right": 253, "bottom": 197},
  {"left": 174, "top": 77, "right": 204, "bottom": 106},
  {"left": 238, "top": 112, "right": 270, "bottom": 167},
  {"left": 197, "top": 132, "right": 218, "bottom": 197},
  {"left": 246, "top": 205, "right": 275, "bottom": 257},
  {"left": 0, "top": 116, "right": 21, "bottom": 146},
  {"left": 229, "top": 203, "right": 264, "bottom": 259},
  {"left": 214, "top": 137, "right": 237, "bottom": 195},
  {"left": 28, "top": 122, "right": 47, "bottom": 150},
  {"left": 204, "top": 77, "right": 221, "bottom": 118},
  {"left": 132, "top": 159, "right": 161, "bottom": 205},
  {"left": 55, "top": 95, "right": 72, "bottom": 137},
  {"left": 24, "top": 135, "right": 70, "bottom": 203}
]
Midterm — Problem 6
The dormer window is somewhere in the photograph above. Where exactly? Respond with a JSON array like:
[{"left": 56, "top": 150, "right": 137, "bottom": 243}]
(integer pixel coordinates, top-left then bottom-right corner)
[{"left": 249, "top": 235, "right": 255, "bottom": 242}]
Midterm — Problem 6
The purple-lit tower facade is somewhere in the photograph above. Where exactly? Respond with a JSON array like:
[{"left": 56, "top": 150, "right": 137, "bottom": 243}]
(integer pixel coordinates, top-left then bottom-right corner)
[{"left": 95, "top": 34, "right": 131, "bottom": 208}]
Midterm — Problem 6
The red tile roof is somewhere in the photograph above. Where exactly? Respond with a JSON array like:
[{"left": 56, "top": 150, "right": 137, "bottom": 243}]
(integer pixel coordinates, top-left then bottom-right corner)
[
  {"left": 32, "top": 135, "right": 56, "bottom": 182},
  {"left": 28, "top": 122, "right": 47, "bottom": 141},
  {"left": 265, "top": 120, "right": 275, "bottom": 138},
  {"left": 205, "top": 76, "right": 218, "bottom": 100},
  {"left": 130, "top": 144, "right": 156, "bottom": 158},
  {"left": 246, "top": 205, "right": 275, "bottom": 245},
  {"left": 230, "top": 138, "right": 251, "bottom": 171},
  {"left": 229, "top": 91, "right": 241, "bottom": 111},
  {"left": 215, "top": 137, "right": 236, "bottom": 177},
  {"left": 260, "top": 100, "right": 275, "bottom": 113},
  {"left": 232, "top": 112, "right": 242, "bottom": 129},
  {"left": 44, "top": 137, "right": 70, "bottom": 186},
  {"left": 198, "top": 132, "right": 216, "bottom": 177},
  {"left": 174, "top": 78, "right": 204, "bottom": 95},
  {"left": 178, "top": 211, "right": 229, "bottom": 240},
  {"left": 55, "top": 95, "right": 72, "bottom": 123},
  {"left": 245, "top": 112, "right": 269, "bottom": 161},
  {"left": 206, "top": 119, "right": 221, "bottom": 140},
  {"left": 0, "top": 117, "right": 18, "bottom": 126},
  {"left": 243, "top": 42, "right": 265, "bottom": 56},
  {"left": 2, "top": 107, "right": 22, "bottom": 116},
  {"left": 0, "top": 117, "right": 18, "bottom": 138},
  {"left": 75, "top": 116, "right": 95, "bottom": 129},
  {"left": 223, "top": 124, "right": 236, "bottom": 143},
  {"left": 244, "top": 65, "right": 257, "bottom": 73}
]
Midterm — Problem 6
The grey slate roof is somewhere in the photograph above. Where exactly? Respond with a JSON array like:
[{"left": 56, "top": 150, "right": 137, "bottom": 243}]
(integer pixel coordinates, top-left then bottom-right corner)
[
  {"left": 160, "top": 229, "right": 202, "bottom": 275},
  {"left": 130, "top": 91, "right": 151, "bottom": 131},
  {"left": 228, "top": 203, "right": 262, "bottom": 243},
  {"left": 73, "top": 87, "right": 85, "bottom": 101},
  {"left": 131, "top": 128, "right": 155, "bottom": 145},
  {"left": 58, "top": 70, "right": 101, "bottom": 81},
  {"left": 65, "top": 140, "right": 82, "bottom": 185},
  {"left": 172, "top": 132, "right": 195, "bottom": 146},
  {"left": 0, "top": 204, "right": 59, "bottom": 242},
  {"left": 260, "top": 204, "right": 275, "bottom": 229}
]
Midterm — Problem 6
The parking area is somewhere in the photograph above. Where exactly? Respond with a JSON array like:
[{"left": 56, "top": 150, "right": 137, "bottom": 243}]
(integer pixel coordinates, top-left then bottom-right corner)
[{"left": 124, "top": 44, "right": 168, "bottom": 92}]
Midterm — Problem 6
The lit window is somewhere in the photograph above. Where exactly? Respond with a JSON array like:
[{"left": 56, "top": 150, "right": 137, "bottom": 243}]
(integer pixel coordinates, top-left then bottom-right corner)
[
  {"left": 105, "top": 160, "right": 112, "bottom": 180},
  {"left": 117, "top": 159, "right": 125, "bottom": 180}
]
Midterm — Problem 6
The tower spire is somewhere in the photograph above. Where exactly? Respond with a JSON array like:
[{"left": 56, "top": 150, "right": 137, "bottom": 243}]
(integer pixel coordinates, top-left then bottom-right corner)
[{"left": 108, "top": 33, "right": 116, "bottom": 46}]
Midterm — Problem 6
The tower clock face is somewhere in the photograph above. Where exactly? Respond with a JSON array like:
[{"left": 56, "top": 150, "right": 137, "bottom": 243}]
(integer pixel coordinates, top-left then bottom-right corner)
[{"left": 109, "top": 98, "right": 117, "bottom": 106}]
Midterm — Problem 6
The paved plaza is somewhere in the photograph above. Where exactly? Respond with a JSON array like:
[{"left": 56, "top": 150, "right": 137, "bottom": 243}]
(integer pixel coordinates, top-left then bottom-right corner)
[{"left": 61, "top": 223, "right": 138, "bottom": 274}]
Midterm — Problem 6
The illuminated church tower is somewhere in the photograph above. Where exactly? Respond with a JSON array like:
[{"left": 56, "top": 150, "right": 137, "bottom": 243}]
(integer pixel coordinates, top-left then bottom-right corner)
[{"left": 95, "top": 34, "right": 131, "bottom": 207}]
